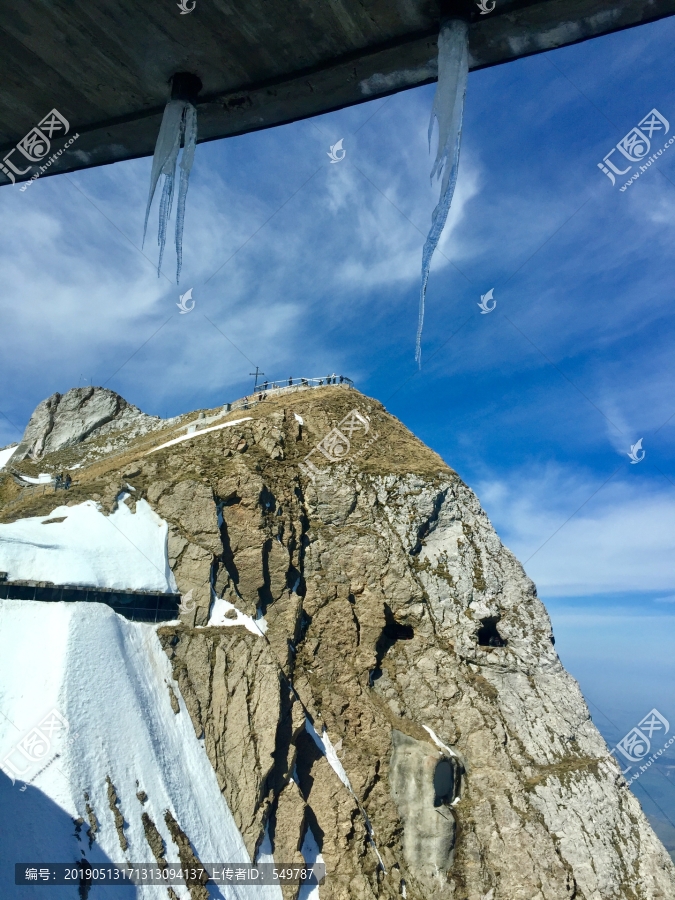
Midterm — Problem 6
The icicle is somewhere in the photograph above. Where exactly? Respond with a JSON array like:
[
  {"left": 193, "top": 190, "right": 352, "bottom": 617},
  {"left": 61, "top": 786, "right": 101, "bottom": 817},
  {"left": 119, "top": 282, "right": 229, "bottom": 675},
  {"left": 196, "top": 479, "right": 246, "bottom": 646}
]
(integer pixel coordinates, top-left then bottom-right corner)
[
  {"left": 416, "top": 19, "right": 469, "bottom": 367},
  {"left": 143, "top": 99, "right": 184, "bottom": 250},
  {"left": 143, "top": 74, "right": 201, "bottom": 283},
  {"left": 156, "top": 168, "right": 175, "bottom": 278},
  {"left": 175, "top": 103, "right": 197, "bottom": 284}
]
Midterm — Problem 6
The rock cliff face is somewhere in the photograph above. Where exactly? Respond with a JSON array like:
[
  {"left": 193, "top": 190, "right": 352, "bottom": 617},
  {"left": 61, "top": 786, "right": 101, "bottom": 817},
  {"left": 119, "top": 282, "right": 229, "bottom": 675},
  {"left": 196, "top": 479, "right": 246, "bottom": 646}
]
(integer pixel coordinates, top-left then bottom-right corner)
[
  {"left": 2, "top": 384, "right": 674, "bottom": 900},
  {"left": 10, "top": 386, "right": 159, "bottom": 463}
]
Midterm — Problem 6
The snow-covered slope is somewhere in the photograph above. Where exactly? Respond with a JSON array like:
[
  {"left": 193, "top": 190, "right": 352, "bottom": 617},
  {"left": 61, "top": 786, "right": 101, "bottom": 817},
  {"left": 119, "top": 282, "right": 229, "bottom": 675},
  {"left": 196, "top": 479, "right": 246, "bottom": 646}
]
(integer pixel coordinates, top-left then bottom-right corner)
[
  {"left": 0, "top": 499, "right": 176, "bottom": 591},
  {"left": 0, "top": 600, "right": 282, "bottom": 899}
]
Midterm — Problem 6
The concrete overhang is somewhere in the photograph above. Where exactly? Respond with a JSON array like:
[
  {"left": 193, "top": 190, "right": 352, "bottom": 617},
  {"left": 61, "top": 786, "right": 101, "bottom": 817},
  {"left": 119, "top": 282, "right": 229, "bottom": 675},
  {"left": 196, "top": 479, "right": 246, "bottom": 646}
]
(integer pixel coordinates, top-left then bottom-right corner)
[{"left": 1, "top": 0, "right": 673, "bottom": 185}]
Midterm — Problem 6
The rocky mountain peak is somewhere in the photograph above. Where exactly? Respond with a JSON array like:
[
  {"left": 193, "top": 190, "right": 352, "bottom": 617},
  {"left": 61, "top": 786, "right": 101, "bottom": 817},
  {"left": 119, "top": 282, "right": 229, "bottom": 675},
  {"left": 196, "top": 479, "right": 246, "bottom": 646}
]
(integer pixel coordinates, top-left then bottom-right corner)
[
  {"left": 1, "top": 383, "right": 673, "bottom": 899},
  {"left": 10, "top": 386, "right": 159, "bottom": 463}
]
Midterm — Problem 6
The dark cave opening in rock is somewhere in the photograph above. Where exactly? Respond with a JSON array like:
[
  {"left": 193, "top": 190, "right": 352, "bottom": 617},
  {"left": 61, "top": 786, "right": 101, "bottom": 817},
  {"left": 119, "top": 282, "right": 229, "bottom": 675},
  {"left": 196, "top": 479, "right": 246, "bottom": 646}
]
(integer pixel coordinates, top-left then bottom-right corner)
[
  {"left": 369, "top": 604, "right": 414, "bottom": 686},
  {"left": 477, "top": 616, "right": 507, "bottom": 648},
  {"left": 433, "top": 759, "right": 456, "bottom": 807}
]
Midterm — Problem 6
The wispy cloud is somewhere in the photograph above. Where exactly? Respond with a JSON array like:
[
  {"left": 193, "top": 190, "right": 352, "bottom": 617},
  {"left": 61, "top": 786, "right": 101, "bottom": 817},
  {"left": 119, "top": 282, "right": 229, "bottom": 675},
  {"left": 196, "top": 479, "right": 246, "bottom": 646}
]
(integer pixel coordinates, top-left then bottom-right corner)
[{"left": 476, "top": 465, "right": 675, "bottom": 596}]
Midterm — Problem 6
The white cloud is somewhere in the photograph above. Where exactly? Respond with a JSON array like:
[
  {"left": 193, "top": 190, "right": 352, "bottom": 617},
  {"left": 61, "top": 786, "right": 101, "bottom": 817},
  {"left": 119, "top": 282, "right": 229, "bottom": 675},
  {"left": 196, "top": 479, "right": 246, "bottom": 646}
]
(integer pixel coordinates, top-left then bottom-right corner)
[
  {"left": 320, "top": 155, "right": 480, "bottom": 293},
  {"left": 1, "top": 52, "right": 674, "bottom": 480},
  {"left": 0, "top": 89, "right": 484, "bottom": 436},
  {"left": 476, "top": 465, "right": 675, "bottom": 596}
]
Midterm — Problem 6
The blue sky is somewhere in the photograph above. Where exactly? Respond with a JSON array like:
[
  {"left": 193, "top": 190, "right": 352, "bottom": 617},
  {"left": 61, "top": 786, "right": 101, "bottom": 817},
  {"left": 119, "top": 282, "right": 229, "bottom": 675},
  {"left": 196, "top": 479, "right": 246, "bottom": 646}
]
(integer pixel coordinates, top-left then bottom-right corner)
[{"left": 1, "top": 13, "right": 674, "bottom": 851}]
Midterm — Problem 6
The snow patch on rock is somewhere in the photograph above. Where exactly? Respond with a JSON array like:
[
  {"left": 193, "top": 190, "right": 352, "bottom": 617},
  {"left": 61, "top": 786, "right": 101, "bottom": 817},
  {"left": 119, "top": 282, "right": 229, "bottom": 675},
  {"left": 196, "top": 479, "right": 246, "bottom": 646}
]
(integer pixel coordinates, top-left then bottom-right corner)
[
  {"left": 208, "top": 594, "right": 267, "bottom": 636},
  {"left": 0, "top": 444, "right": 17, "bottom": 469},
  {"left": 147, "top": 417, "right": 252, "bottom": 455},
  {"left": 0, "top": 499, "right": 176, "bottom": 592},
  {"left": 422, "top": 724, "right": 458, "bottom": 759},
  {"left": 298, "top": 825, "right": 324, "bottom": 900},
  {"left": 15, "top": 473, "right": 54, "bottom": 485},
  {"left": 305, "top": 719, "right": 352, "bottom": 791}
]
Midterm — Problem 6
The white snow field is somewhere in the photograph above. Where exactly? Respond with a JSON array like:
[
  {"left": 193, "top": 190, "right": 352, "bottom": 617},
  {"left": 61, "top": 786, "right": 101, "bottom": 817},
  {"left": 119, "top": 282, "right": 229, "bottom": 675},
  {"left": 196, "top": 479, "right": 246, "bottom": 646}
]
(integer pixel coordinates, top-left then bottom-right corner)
[
  {"left": 0, "top": 498, "right": 177, "bottom": 592},
  {"left": 0, "top": 599, "right": 283, "bottom": 899}
]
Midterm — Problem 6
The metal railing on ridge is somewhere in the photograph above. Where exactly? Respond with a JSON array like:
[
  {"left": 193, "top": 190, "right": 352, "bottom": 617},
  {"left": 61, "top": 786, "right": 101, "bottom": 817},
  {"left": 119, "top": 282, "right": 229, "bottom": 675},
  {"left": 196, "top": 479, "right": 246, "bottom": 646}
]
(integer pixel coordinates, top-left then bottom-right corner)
[{"left": 225, "top": 375, "right": 353, "bottom": 412}]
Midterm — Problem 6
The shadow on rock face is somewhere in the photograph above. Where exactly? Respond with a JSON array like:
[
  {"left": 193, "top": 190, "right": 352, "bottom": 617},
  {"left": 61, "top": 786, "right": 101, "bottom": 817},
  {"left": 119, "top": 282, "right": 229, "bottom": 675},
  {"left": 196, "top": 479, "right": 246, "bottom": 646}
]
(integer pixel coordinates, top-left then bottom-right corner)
[
  {"left": 369, "top": 604, "right": 414, "bottom": 686},
  {"left": 388, "top": 730, "right": 461, "bottom": 890}
]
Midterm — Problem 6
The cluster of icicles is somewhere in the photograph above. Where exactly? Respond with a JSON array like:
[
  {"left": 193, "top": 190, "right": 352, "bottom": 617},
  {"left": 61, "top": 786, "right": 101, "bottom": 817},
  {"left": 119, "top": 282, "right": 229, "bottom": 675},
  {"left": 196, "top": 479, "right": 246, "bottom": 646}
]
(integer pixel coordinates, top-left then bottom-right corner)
[
  {"left": 143, "top": 19, "right": 469, "bottom": 365},
  {"left": 143, "top": 98, "right": 197, "bottom": 284}
]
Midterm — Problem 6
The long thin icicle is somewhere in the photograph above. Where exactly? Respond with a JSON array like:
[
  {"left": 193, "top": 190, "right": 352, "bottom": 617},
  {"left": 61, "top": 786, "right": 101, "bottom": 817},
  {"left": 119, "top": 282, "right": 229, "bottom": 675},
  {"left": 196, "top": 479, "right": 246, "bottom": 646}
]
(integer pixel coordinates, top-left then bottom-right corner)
[
  {"left": 143, "top": 98, "right": 198, "bottom": 283},
  {"left": 416, "top": 19, "right": 469, "bottom": 367},
  {"left": 143, "top": 100, "right": 184, "bottom": 247},
  {"left": 156, "top": 170, "right": 175, "bottom": 278},
  {"left": 175, "top": 103, "right": 197, "bottom": 285}
]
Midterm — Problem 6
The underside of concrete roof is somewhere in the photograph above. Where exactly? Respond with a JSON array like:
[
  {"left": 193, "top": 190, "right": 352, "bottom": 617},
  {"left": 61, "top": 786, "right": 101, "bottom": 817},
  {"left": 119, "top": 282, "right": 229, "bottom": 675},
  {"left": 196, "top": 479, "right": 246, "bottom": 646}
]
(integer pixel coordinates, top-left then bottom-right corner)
[{"left": 1, "top": 0, "right": 673, "bottom": 184}]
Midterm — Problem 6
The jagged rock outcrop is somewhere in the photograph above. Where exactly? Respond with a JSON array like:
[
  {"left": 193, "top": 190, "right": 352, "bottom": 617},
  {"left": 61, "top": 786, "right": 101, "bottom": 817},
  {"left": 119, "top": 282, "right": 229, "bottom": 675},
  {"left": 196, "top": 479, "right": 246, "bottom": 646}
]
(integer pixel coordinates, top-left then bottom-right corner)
[
  {"left": 3, "top": 384, "right": 674, "bottom": 900},
  {"left": 158, "top": 626, "right": 284, "bottom": 855},
  {"left": 11, "top": 386, "right": 158, "bottom": 462},
  {"left": 144, "top": 388, "right": 675, "bottom": 900}
]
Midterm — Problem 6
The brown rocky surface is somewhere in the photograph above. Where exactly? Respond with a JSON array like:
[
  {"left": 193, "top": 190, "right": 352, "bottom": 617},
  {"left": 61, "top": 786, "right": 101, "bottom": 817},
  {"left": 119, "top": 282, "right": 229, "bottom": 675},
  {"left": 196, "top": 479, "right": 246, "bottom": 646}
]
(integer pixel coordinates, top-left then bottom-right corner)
[{"left": 2, "top": 383, "right": 674, "bottom": 900}]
